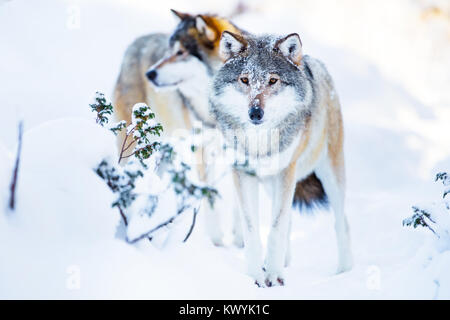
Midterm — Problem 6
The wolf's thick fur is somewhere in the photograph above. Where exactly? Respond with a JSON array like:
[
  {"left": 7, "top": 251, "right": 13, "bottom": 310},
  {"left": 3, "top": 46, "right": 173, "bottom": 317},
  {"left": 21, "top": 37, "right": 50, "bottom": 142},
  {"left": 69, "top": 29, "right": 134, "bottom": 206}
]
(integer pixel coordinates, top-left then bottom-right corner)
[
  {"left": 113, "top": 11, "right": 243, "bottom": 247},
  {"left": 210, "top": 32, "right": 352, "bottom": 286}
]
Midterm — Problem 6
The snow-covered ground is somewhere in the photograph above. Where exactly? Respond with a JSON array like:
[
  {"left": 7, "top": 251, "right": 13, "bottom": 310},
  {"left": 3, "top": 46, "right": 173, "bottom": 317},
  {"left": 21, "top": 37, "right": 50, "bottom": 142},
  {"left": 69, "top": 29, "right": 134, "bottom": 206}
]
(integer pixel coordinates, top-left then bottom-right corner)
[{"left": 1, "top": 0, "right": 449, "bottom": 299}]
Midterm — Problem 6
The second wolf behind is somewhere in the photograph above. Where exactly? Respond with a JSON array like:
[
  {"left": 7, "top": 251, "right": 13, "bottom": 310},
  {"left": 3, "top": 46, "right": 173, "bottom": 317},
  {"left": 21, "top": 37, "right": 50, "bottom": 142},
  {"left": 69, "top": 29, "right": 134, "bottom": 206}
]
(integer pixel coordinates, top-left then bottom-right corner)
[
  {"left": 113, "top": 10, "right": 244, "bottom": 247},
  {"left": 210, "top": 31, "right": 353, "bottom": 287}
]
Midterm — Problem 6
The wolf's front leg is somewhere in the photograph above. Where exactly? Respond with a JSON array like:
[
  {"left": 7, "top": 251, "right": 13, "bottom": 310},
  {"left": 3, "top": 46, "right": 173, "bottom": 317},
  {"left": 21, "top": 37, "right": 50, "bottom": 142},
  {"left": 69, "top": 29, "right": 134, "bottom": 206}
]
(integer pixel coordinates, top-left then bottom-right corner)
[
  {"left": 264, "top": 164, "right": 297, "bottom": 286},
  {"left": 232, "top": 169, "right": 265, "bottom": 286},
  {"left": 204, "top": 203, "right": 224, "bottom": 246},
  {"left": 199, "top": 146, "right": 224, "bottom": 247},
  {"left": 232, "top": 198, "right": 244, "bottom": 248}
]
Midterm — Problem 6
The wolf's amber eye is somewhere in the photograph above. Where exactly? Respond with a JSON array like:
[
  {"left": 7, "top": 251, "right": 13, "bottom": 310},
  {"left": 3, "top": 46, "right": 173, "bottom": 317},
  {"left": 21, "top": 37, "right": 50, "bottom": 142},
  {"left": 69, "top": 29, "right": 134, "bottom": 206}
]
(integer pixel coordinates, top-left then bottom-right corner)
[
  {"left": 269, "top": 78, "right": 278, "bottom": 85},
  {"left": 240, "top": 77, "right": 249, "bottom": 85}
]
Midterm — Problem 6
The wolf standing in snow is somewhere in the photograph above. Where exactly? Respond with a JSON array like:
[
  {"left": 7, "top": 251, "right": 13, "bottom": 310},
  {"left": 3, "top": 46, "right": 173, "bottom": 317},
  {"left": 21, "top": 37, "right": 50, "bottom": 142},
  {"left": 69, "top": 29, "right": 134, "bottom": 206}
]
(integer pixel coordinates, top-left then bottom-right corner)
[
  {"left": 210, "top": 32, "right": 353, "bottom": 287},
  {"left": 113, "top": 10, "right": 244, "bottom": 247}
]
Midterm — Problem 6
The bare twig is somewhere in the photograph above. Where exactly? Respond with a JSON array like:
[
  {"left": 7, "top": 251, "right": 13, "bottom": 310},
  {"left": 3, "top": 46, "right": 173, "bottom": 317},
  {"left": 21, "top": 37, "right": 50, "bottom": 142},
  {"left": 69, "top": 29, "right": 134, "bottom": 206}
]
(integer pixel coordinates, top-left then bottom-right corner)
[
  {"left": 122, "top": 137, "right": 138, "bottom": 153},
  {"left": 126, "top": 204, "right": 191, "bottom": 244},
  {"left": 183, "top": 207, "right": 199, "bottom": 242},
  {"left": 118, "top": 204, "right": 149, "bottom": 241},
  {"left": 117, "top": 205, "right": 128, "bottom": 226},
  {"left": 9, "top": 121, "right": 23, "bottom": 211},
  {"left": 126, "top": 214, "right": 177, "bottom": 244},
  {"left": 118, "top": 125, "right": 136, "bottom": 164}
]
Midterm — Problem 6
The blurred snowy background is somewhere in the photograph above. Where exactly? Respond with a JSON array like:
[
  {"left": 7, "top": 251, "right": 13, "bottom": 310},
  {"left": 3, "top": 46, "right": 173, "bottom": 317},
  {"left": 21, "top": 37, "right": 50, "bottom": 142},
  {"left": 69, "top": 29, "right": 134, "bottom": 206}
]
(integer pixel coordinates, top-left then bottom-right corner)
[{"left": 0, "top": 0, "right": 449, "bottom": 299}]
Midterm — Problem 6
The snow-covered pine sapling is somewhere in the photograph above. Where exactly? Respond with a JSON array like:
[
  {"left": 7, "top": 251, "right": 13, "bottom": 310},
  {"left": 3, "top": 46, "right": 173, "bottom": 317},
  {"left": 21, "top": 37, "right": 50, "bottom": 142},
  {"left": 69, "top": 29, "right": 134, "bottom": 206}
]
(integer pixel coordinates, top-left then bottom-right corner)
[
  {"left": 90, "top": 92, "right": 219, "bottom": 243},
  {"left": 90, "top": 94, "right": 162, "bottom": 231},
  {"left": 155, "top": 141, "right": 218, "bottom": 209},
  {"left": 403, "top": 172, "right": 450, "bottom": 239},
  {"left": 95, "top": 160, "right": 144, "bottom": 226},
  {"left": 90, "top": 92, "right": 113, "bottom": 126},
  {"left": 110, "top": 120, "right": 126, "bottom": 135},
  {"left": 90, "top": 93, "right": 163, "bottom": 165},
  {"left": 157, "top": 143, "right": 176, "bottom": 165},
  {"left": 403, "top": 206, "right": 437, "bottom": 235},
  {"left": 106, "top": 141, "right": 220, "bottom": 244},
  {"left": 169, "top": 162, "right": 218, "bottom": 209},
  {"left": 118, "top": 103, "right": 163, "bottom": 165},
  {"left": 127, "top": 149, "right": 219, "bottom": 244},
  {"left": 436, "top": 172, "right": 450, "bottom": 199}
]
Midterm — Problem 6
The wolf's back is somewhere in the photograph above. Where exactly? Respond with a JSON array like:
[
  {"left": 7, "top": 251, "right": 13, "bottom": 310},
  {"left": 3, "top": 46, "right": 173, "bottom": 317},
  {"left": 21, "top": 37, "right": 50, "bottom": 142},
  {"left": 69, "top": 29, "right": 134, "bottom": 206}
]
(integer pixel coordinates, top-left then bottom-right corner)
[
  {"left": 115, "top": 33, "right": 168, "bottom": 90},
  {"left": 291, "top": 56, "right": 338, "bottom": 211}
]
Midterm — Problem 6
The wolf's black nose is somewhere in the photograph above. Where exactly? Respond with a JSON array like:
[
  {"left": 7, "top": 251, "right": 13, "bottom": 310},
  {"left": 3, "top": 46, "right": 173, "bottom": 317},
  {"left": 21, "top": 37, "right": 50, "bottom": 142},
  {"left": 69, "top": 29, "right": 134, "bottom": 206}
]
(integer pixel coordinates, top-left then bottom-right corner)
[
  {"left": 249, "top": 106, "right": 264, "bottom": 123},
  {"left": 146, "top": 69, "right": 157, "bottom": 81}
]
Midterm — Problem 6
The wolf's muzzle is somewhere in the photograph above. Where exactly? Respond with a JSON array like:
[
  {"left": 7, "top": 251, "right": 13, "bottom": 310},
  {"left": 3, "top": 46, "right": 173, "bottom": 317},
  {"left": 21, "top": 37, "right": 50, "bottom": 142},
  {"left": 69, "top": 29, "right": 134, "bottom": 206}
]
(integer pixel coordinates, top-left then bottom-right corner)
[{"left": 249, "top": 106, "right": 264, "bottom": 124}]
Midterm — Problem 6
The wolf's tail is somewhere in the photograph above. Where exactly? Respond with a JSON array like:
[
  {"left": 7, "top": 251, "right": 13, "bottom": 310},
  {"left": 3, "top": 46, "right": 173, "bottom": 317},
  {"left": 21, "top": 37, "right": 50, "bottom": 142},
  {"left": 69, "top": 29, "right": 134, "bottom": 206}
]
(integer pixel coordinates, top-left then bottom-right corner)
[{"left": 292, "top": 172, "right": 328, "bottom": 211}]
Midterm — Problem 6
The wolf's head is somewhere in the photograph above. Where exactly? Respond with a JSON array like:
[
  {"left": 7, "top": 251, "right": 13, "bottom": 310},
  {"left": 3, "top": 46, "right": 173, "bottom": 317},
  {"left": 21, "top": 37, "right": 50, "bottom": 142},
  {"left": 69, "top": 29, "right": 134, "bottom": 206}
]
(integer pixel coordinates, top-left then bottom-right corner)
[
  {"left": 210, "top": 32, "right": 313, "bottom": 131},
  {"left": 146, "top": 10, "right": 240, "bottom": 90}
]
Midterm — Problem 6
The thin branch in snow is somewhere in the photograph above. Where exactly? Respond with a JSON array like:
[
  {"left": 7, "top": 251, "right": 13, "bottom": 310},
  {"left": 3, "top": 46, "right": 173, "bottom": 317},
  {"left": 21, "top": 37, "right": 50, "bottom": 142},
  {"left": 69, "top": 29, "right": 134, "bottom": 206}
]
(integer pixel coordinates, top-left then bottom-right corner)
[
  {"left": 183, "top": 207, "right": 199, "bottom": 243},
  {"left": 118, "top": 125, "right": 135, "bottom": 164},
  {"left": 9, "top": 121, "right": 23, "bottom": 211},
  {"left": 117, "top": 205, "right": 128, "bottom": 226},
  {"left": 126, "top": 214, "right": 177, "bottom": 244},
  {"left": 126, "top": 204, "right": 191, "bottom": 244}
]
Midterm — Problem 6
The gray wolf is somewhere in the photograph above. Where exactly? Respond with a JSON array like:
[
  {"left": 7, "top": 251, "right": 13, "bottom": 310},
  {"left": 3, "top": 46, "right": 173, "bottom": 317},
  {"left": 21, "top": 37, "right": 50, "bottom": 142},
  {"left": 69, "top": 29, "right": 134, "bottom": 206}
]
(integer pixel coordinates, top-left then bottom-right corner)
[
  {"left": 113, "top": 10, "right": 244, "bottom": 247},
  {"left": 209, "top": 31, "right": 353, "bottom": 287}
]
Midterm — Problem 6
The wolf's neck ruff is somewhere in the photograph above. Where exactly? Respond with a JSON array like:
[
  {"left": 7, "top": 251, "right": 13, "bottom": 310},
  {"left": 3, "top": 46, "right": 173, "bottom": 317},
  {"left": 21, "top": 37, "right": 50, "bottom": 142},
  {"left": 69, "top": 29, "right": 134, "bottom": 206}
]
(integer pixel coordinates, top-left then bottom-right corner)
[{"left": 178, "top": 92, "right": 216, "bottom": 129}]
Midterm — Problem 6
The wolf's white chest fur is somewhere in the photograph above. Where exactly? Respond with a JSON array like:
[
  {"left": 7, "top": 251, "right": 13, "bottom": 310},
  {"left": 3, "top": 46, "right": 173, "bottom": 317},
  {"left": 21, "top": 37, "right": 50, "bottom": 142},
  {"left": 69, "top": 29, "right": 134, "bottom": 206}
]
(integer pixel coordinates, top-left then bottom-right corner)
[
  {"left": 231, "top": 89, "right": 326, "bottom": 178},
  {"left": 237, "top": 106, "right": 327, "bottom": 180},
  {"left": 251, "top": 133, "right": 301, "bottom": 177}
]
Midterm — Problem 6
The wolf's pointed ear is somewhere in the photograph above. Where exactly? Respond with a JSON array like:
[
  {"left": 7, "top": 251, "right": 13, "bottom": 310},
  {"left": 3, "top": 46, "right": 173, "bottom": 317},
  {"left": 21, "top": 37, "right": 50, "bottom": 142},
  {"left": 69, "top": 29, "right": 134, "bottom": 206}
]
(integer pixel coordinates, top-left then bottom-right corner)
[
  {"left": 219, "top": 31, "right": 247, "bottom": 61},
  {"left": 171, "top": 9, "right": 190, "bottom": 21},
  {"left": 196, "top": 16, "right": 217, "bottom": 42},
  {"left": 274, "top": 33, "right": 303, "bottom": 65}
]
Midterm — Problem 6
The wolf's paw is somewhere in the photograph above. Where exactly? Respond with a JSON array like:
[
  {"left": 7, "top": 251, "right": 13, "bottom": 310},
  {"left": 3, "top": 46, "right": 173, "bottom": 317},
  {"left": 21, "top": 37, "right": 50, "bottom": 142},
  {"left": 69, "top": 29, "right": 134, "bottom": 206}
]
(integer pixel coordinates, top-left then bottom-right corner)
[
  {"left": 254, "top": 279, "right": 266, "bottom": 288},
  {"left": 232, "top": 235, "right": 244, "bottom": 248},
  {"left": 264, "top": 272, "right": 285, "bottom": 287},
  {"left": 211, "top": 238, "right": 224, "bottom": 247},
  {"left": 250, "top": 270, "right": 267, "bottom": 288},
  {"left": 336, "top": 259, "right": 353, "bottom": 274}
]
